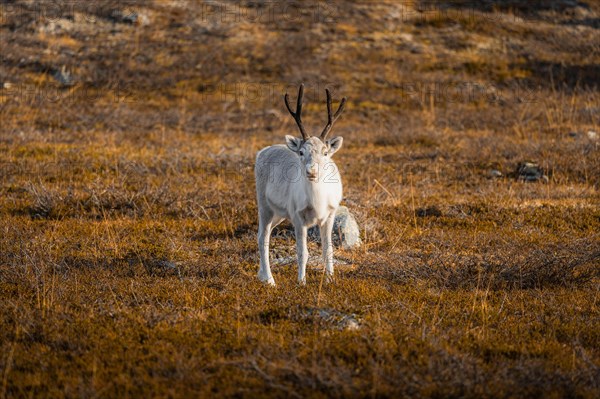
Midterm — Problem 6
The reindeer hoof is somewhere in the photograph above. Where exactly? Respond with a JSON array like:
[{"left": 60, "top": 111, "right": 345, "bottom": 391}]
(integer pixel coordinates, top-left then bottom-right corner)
[{"left": 258, "top": 274, "right": 276, "bottom": 286}]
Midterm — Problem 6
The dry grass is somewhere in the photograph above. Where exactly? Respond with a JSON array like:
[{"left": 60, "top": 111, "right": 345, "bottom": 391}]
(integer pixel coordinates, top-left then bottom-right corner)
[{"left": 1, "top": 1, "right": 599, "bottom": 397}]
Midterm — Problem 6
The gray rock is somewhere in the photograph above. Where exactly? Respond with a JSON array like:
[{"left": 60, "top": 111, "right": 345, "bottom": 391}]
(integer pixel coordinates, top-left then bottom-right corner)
[
  {"left": 53, "top": 66, "right": 74, "bottom": 87},
  {"left": 516, "top": 161, "right": 548, "bottom": 183},
  {"left": 416, "top": 206, "right": 442, "bottom": 217},
  {"left": 489, "top": 169, "right": 503, "bottom": 178},
  {"left": 308, "top": 206, "right": 362, "bottom": 250},
  {"left": 38, "top": 18, "right": 74, "bottom": 35},
  {"left": 111, "top": 9, "right": 150, "bottom": 26},
  {"left": 301, "top": 308, "right": 361, "bottom": 331}
]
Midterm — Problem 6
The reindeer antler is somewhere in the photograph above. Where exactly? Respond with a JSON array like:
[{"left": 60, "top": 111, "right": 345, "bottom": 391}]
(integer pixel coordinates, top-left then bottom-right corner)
[
  {"left": 284, "top": 84, "right": 308, "bottom": 140},
  {"left": 320, "top": 88, "right": 347, "bottom": 140}
]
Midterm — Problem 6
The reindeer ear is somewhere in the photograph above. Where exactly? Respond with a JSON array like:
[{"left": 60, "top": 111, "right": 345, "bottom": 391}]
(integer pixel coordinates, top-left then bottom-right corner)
[
  {"left": 285, "top": 135, "right": 303, "bottom": 152},
  {"left": 327, "top": 136, "right": 343, "bottom": 156}
]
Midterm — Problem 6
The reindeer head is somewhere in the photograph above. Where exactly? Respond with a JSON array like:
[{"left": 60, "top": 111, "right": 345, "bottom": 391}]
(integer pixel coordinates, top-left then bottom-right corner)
[{"left": 284, "top": 84, "right": 347, "bottom": 182}]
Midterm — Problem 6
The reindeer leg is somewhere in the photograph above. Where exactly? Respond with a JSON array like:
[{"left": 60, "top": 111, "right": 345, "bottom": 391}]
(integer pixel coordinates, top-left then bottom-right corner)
[
  {"left": 294, "top": 218, "right": 308, "bottom": 285},
  {"left": 320, "top": 211, "right": 336, "bottom": 282},
  {"left": 258, "top": 209, "right": 276, "bottom": 286}
]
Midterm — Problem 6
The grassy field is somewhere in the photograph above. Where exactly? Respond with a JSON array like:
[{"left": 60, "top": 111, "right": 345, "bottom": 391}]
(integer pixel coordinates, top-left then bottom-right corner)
[{"left": 1, "top": 1, "right": 599, "bottom": 397}]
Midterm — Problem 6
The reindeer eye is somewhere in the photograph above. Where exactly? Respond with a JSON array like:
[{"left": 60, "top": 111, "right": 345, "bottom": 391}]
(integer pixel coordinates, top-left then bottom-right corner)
[
  {"left": 299, "top": 150, "right": 304, "bottom": 156},
  {"left": 324, "top": 151, "right": 329, "bottom": 156}
]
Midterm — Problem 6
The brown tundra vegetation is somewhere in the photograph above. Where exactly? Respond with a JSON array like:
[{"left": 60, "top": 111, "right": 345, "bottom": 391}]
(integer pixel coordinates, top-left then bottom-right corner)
[{"left": 0, "top": 1, "right": 599, "bottom": 397}]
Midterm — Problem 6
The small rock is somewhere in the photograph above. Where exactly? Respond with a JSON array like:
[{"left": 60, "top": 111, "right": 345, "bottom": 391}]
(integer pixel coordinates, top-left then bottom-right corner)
[
  {"left": 111, "top": 9, "right": 150, "bottom": 26},
  {"left": 516, "top": 161, "right": 548, "bottom": 183},
  {"left": 52, "top": 66, "right": 74, "bottom": 87},
  {"left": 489, "top": 169, "right": 503, "bottom": 178},
  {"left": 409, "top": 45, "right": 424, "bottom": 54},
  {"left": 416, "top": 206, "right": 442, "bottom": 217},
  {"left": 308, "top": 206, "right": 362, "bottom": 250},
  {"left": 38, "top": 18, "right": 74, "bottom": 34},
  {"left": 137, "top": 13, "right": 151, "bottom": 26},
  {"left": 342, "top": 317, "right": 361, "bottom": 331},
  {"left": 144, "top": 259, "right": 181, "bottom": 278},
  {"left": 568, "top": 131, "right": 578, "bottom": 138},
  {"left": 587, "top": 131, "right": 598, "bottom": 141},
  {"left": 110, "top": 9, "right": 127, "bottom": 23},
  {"left": 122, "top": 12, "right": 139, "bottom": 24},
  {"left": 301, "top": 308, "right": 361, "bottom": 331},
  {"left": 154, "top": 260, "right": 178, "bottom": 270}
]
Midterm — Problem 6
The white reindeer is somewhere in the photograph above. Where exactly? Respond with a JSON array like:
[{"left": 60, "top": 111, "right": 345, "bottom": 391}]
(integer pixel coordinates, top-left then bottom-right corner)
[{"left": 255, "top": 84, "right": 347, "bottom": 285}]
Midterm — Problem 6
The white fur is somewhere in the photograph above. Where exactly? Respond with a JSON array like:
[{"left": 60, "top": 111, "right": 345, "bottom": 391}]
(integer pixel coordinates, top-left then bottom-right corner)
[{"left": 254, "top": 136, "right": 343, "bottom": 285}]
